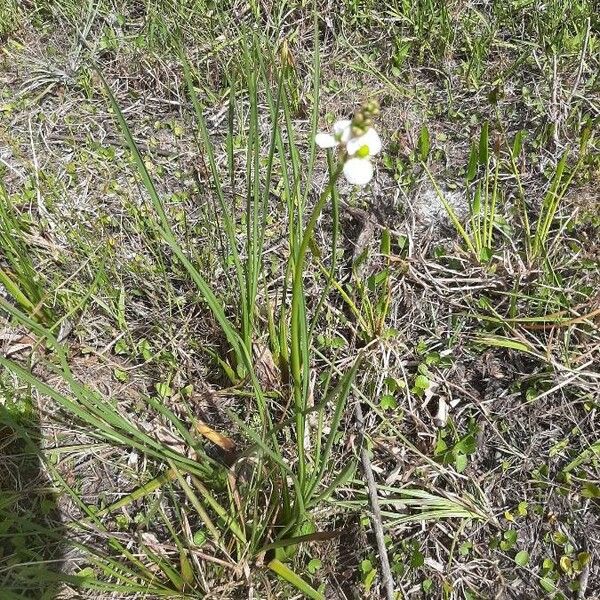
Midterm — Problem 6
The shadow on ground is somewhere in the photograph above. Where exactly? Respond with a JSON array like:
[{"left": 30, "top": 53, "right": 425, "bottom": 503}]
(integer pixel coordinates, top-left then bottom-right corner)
[{"left": 0, "top": 405, "right": 64, "bottom": 599}]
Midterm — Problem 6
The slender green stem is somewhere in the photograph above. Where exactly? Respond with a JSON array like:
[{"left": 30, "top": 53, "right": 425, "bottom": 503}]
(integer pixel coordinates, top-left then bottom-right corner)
[
  {"left": 487, "top": 155, "right": 500, "bottom": 250},
  {"left": 290, "top": 162, "right": 344, "bottom": 492},
  {"left": 308, "top": 150, "right": 340, "bottom": 339}
]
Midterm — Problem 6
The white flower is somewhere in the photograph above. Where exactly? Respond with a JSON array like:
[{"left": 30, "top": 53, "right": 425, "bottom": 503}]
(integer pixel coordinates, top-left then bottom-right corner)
[
  {"left": 343, "top": 127, "right": 381, "bottom": 185},
  {"left": 315, "top": 119, "right": 352, "bottom": 149},
  {"left": 346, "top": 128, "right": 382, "bottom": 157},
  {"left": 315, "top": 117, "right": 381, "bottom": 186},
  {"left": 343, "top": 157, "right": 374, "bottom": 186}
]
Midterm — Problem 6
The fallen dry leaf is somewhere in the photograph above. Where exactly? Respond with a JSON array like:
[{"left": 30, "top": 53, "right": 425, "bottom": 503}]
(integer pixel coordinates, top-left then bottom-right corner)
[{"left": 195, "top": 420, "right": 236, "bottom": 452}]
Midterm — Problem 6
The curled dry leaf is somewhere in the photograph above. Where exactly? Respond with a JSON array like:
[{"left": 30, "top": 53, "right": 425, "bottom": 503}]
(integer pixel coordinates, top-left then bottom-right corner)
[
  {"left": 253, "top": 342, "right": 280, "bottom": 391},
  {"left": 195, "top": 420, "right": 236, "bottom": 452},
  {"left": 0, "top": 332, "right": 36, "bottom": 357}
]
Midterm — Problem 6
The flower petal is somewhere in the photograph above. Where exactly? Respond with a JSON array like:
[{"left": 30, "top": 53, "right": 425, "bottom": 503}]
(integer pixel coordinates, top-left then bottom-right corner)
[
  {"left": 346, "top": 127, "right": 382, "bottom": 156},
  {"left": 343, "top": 157, "right": 374, "bottom": 186},
  {"left": 346, "top": 135, "right": 364, "bottom": 156},
  {"left": 315, "top": 132, "right": 338, "bottom": 149},
  {"left": 362, "top": 127, "right": 382, "bottom": 155},
  {"left": 333, "top": 119, "right": 352, "bottom": 143}
]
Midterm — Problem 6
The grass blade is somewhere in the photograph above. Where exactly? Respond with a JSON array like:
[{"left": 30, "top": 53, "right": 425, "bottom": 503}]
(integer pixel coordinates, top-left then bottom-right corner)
[{"left": 267, "top": 558, "right": 324, "bottom": 600}]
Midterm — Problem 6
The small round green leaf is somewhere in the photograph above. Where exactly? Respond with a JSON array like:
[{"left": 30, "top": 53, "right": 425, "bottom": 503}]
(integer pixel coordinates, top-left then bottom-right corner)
[
  {"left": 515, "top": 550, "right": 529, "bottom": 566},
  {"left": 193, "top": 530, "right": 207, "bottom": 547}
]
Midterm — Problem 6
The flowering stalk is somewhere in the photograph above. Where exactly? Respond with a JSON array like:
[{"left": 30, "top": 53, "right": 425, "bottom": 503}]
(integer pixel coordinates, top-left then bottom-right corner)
[{"left": 291, "top": 101, "right": 381, "bottom": 498}]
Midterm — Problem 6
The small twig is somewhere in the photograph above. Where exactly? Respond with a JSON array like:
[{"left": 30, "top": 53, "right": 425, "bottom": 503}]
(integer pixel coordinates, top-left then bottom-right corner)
[
  {"left": 354, "top": 400, "right": 395, "bottom": 600},
  {"left": 28, "top": 116, "right": 49, "bottom": 223}
]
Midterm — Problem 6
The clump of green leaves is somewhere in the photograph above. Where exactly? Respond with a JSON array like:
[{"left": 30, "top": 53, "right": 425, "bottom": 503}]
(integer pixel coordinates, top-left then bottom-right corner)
[
  {"left": 423, "top": 119, "right": 595, "bottom": 266},
  {"left": 0, "top": 28, "right": 367, "bottom": 600},
  {"left": 0, "top": 183, "right": 53, "bottom": 324},
  {"left": 434, "top": 420, "right": 478, "bottom": 474}
]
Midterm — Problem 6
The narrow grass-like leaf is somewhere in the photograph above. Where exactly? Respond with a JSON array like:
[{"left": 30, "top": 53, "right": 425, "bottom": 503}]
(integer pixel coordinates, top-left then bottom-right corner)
[
  {"left": 466, "top": 143, "right": 478, "bottom": 182},
  {"left": 99, "top": 70, "right": 248, "bottom": 373},
  {"left": 267, "top": 558, "right": 325, "bottom": 600},
  {"left": 258, "top": 529, "right": 341, "bottom": 554},
  {"left": 179, "top": 56, "right": 247, "bottom": 331},
  {"left": 307, "top": 356, "right": 362, "bottom": 501},
  {"left": 419, "top": 124, "right": 430, "bottom": 161},
  {"left": 563, "top": 440, "right": 600, "bottom": 473},
  {"left": 422, "top": 162, "right": 476, "bottom": 255},
  {"left": 191, "top": 475, "right": 247, "bottom": 544},
  {"left": 94, "top": 468, "right": 178, "bottom": 517},
  {"left": 289, "top": 162, "right": 344, "bottom": 490},
  {"left": 473, "top": 334, "right": 533, "bottom": 353},
  {"left": 168, "top": 462, "right": 222, "bottom": 543},
  {"left": 479, "top": 121, "right": 489, "bottom": 165}
]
